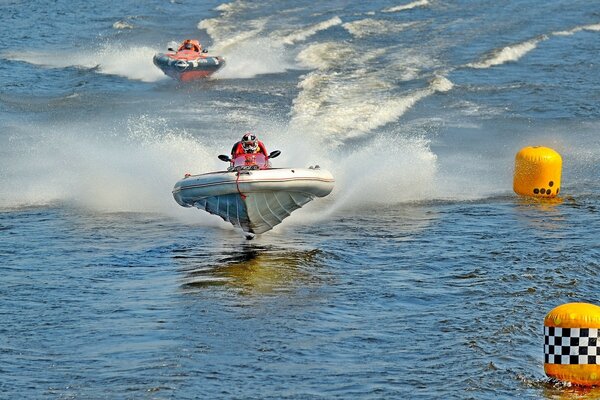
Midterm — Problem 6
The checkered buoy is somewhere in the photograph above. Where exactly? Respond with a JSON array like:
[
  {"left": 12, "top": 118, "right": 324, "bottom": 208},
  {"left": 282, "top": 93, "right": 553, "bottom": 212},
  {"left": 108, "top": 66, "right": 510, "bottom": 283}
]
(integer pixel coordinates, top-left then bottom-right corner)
[
  {"left": 513, "top": 146, "right": 562, "bottom": 198},
  {"left": 544, "top": 303, "right": 600, "bottom": 386}
]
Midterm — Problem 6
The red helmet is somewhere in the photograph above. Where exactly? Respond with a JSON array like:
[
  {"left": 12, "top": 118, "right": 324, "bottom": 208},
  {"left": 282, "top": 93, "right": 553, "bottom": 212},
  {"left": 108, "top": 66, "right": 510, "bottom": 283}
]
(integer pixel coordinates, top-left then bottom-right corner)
[{"left": 242, "top": 132, "right": 258, "bottom": 152}]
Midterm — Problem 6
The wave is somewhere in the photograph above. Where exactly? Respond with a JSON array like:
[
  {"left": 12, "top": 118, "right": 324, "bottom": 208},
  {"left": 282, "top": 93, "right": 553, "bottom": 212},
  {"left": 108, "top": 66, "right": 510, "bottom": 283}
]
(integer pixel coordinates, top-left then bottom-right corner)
[
  {"left": 112, "top": 20, "right": 134, "bottom": 30},
  {"left": 295, "top": 41, "right": 357, "bottom": 70},
  {"left": 552, "top": 22, "right": 600, "bottom": 36},
  {"left": 199, "top": 16, "right": 268, "bottom": 51},
  {"left": 215, "top": 0, "right": 247, "bottom": 14},
  {"left": 342, "top": 18, "right": 417, "bottom": 38},
  {"left": 199, "top": 0, "right": 265, "bottom": 51},
  {"left": 291, "top": 63, "right": 452, "bottom": 145},
  {"left": 382, "top": 0, "right": 429, "bottom": 13},
  {"left": 466, "top": 36, "right": 548, "bottom": 69},
  {"left": 3, "top": 43, "right": 165, "bottom": 82},
  {"left": 467, "top": 22, "right": 600, "bottom": 69},
  {"left": 275, "top": 17, "right": 342, "bottom": 45}
]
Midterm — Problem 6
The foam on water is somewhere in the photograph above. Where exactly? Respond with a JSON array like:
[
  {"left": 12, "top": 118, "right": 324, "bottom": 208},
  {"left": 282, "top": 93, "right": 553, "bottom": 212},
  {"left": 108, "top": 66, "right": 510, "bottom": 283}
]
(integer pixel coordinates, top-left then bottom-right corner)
[
  {"left": 291, "top": 40, "right": 451, "bottom": 145},
  {"left": 212, "top": 37, "right": 294, "bottom": 79},
  {"left": 197, "top": 3, "right": 347, "bottom": 79},
  {"left": 466, "top": 23, "right": 600, "bottom": 69},
  {"left": 552, "top": 23, "right": 600, "bottom": 36},
  {"left": 4, "top": 43, "right": 165, "bottom": 82},
  {"left": 294, "top": 41, "right": 356, "bottom": 70},
  {"left": 342, "top": 19, "right": 417, "bottom": 38},
  {"left": 199, "top": 11, "right": 343, "bottom": 79},
  {"left": 199, "top": 17, "right": 268, "bottom": 51},
  {"left": 112, "top": 20, "right": 134, "bottom": 30},
  {"left": 274, "top": 17, "right": 343, "bottom": 45},
  {"left": 466, "top": 36, "right": 548, "bottom": 69},
  {"left": 215, "top": 0, "right": 247, "bottom": 14},
  {"left": 199, "top": 12, "right": 295, "bottom": 79},
  {"left": 382, "top": 0, "right": 429, "bottom": 13}
]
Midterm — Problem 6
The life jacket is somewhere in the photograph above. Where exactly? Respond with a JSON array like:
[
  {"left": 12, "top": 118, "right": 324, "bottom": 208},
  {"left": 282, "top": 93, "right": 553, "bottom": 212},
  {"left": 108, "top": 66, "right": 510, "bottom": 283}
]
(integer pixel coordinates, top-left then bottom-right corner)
[
  {"left": 231, "top": 140, "right": 268, "bottom": 158},
  {"left": 177, "top": 39, "right": 202, "bottom": 52}
]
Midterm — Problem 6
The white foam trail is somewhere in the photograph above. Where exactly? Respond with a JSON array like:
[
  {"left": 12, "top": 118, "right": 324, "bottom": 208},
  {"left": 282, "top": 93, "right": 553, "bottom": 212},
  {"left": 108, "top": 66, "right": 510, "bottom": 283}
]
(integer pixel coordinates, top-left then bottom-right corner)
[
  {"left": 430, "top": 75, "right": 453, "bottom": 92},
  {"left": 293, "top": 40, "right": 452, "bottom": 144},
  {"left": 296, "top": 41, "right": 360, "bottom": 70},
  {"left": 275, "top": 17, "right": 342, "bottom": 45},
  {"left": 215, "top": 0, "right": 246, "bottom": 13},
  {"left": 199, "top": 17, "right": 267, "bottom": 51},
  {"left": 468, "top": 23, "right": 600, "bottom": 69},
  {"left": 291, "top": 72, "right": 451, "bottom": 145},
  {"left": 382, "top": 0, "right": 429, "bottom": 13},
  {"left": 467, "top": 36, "right": 548, "bottom": 69},
  {"left": 553, "top": 23, "right": 600, "bottom": 36},
  {"left": 585, "top": 23, "right": 600, "bottom": 32},
  {"left": 342, "top": 19, "right": 416, "bottom": 38},
  {"left": 199, "top": 7, "right": 296, "bottom": 78},
  {"left": 199, "top": 1, "right": 265, "bottom": 50},
  {"left": 199, "top": 11, "right": 342, "bottom": 78},
  {"left": 4, "top": 43, "right": 166, "bottom": 82},
  {"left": 214, "top": 37, "right": 293, "bottom": 79},
  {"left": 113, "top": 20, "right": 134, "bottom": 30}
]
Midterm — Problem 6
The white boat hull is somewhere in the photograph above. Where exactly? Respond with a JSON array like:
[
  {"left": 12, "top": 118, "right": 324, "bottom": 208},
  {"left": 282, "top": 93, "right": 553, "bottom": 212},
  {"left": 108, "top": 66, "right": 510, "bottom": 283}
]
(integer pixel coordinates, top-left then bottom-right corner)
[{"left": 173, "top": 168, "right": 334, "bottom": 234}]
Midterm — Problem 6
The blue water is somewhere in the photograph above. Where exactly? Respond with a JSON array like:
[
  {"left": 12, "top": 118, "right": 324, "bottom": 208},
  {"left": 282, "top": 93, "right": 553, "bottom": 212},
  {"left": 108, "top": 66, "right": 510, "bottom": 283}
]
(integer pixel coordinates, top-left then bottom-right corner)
[{"left": 1, "top": 0, "right": 600, "bottom": 398}]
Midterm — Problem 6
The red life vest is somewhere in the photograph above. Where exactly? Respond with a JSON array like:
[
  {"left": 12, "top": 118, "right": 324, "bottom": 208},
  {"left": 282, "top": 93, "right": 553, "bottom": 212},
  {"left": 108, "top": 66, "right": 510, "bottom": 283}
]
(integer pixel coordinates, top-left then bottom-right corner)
[{"left": 231, "top": 140, "right": 268, "bottom": 158}]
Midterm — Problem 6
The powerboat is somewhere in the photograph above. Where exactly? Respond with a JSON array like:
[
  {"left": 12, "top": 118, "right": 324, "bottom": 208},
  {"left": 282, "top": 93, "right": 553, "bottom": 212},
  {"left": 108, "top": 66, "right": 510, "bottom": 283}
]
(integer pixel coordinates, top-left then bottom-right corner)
[
  {"left": 172, "top": 151, "right": 334, "bottom": 237},
  {"left": 153, "top": 39, "right": 225, "bottom": 81}
]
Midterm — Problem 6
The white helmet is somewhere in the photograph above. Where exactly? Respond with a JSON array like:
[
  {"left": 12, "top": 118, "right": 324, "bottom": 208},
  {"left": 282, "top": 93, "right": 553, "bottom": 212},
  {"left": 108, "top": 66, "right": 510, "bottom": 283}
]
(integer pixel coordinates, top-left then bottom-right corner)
[{"left": 242, "top": 132, "right": 258, "bottom": 152}]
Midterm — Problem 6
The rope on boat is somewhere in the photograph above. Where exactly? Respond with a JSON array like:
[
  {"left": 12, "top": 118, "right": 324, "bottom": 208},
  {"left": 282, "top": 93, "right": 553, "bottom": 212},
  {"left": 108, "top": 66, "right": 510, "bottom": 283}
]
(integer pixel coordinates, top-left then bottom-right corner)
[{"left": 235, "top": 171, "right": 247, "bottom": 200}]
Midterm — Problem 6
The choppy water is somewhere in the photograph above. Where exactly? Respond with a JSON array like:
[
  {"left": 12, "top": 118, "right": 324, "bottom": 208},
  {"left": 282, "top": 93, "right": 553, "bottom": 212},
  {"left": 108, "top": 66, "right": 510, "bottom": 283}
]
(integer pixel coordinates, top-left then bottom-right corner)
[{"left": 1, "top": 0, "right": 600, "bottom": 398}]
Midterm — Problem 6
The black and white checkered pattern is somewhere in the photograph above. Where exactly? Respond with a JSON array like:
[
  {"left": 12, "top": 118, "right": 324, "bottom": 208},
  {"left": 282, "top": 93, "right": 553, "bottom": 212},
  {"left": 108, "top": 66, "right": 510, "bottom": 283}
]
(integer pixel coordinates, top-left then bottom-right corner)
[{"left": 544, "top": 326, "right": 600, "bottom": 364}]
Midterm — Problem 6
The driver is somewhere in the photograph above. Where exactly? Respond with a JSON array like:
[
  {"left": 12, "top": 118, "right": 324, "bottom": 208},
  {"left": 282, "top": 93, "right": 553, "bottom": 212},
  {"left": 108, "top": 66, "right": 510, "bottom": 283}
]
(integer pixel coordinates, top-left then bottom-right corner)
[
  {"left": 178, "top": 39, "right": 202, "bottom": 52},
  {"left": 231, "top": 132, "right": 268, "bottom": 159}
]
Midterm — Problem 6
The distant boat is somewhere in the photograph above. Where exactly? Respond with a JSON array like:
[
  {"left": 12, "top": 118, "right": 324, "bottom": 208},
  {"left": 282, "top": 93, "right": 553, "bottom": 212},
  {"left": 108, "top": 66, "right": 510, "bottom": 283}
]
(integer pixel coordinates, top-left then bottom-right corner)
[
  {"left": 153, "top": 39, "right": 225, "bottom": 81},
  {"left": 172, "top": 151, "right": 334, "bottom": 238}
]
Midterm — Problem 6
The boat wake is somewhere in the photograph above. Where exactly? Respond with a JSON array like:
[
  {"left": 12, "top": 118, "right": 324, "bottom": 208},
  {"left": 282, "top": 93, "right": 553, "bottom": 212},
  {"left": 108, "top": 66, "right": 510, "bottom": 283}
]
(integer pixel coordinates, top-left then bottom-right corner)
[
  {"left": 198, "top": 10, "right": 343, "bottom": 79},
  {"left": 382, "top": 0, "right": 430, "bottom": 13},
  {"left": 342, "top": 19, "right": 417, "bottom": 39},
  {"left": 466, "top": 22, "right": 600, "bottom": 69},
  {"left": 291, "top": 40, "right": 451, "bottom": 145},
  {"left": 553, "top": 23, "right": 600, "bottom": 36},
  {"left": 275, "top": 17, "right": 343, "bottom": 45},
  {"left": 466, "top": 36, "right": 549, "bottom": 69},
  {"left": 3, "top": 43, "right": 165, "bottom": 82}
]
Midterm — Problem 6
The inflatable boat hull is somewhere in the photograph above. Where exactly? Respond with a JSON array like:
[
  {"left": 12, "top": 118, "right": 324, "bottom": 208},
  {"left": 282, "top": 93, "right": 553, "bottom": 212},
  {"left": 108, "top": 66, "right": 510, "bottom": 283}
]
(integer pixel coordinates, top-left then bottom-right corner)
[
  {"left": 153, "top": 53, "right": 225, "bottom": 81},
  {"left": 173, "top": 168, "right": 334, "bottom": 234}
]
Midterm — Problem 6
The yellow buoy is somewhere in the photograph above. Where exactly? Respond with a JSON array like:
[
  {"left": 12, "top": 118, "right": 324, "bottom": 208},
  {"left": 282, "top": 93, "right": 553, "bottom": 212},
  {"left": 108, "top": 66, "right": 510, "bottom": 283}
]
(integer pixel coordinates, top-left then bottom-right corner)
[
  {"left": 544, "top": 303, "right": 600, "bottom": 386},
  {"left": 513, "top": 146, "right": 562, "bottom": 197}
]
